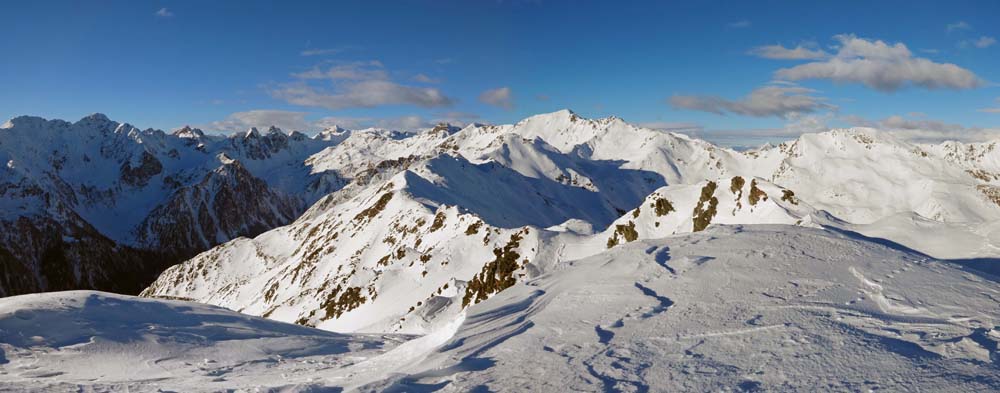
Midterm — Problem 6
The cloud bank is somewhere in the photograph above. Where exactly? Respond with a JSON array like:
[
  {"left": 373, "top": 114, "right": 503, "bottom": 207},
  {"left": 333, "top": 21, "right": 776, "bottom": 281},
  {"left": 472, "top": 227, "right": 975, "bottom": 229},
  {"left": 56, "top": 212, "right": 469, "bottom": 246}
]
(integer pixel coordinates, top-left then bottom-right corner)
[
  {"left": 479, "top": 87, "right": 514, "bottom": 109},
  {"left": 270, "top": 61, "right": 454, "bottom": 110},
  {"left": 774, "top": 35, "right": 984, "bottom": 92},
  {"left": 670, "top": 85, "right": 833, "bottom": 118}
]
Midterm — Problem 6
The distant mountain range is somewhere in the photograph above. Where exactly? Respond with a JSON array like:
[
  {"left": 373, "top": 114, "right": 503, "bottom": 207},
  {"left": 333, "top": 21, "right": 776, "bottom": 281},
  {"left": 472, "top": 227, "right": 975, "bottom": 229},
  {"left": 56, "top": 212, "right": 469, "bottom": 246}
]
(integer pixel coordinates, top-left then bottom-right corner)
[{"left": 3, "top": 111, "right": 999, "bottom": 302}]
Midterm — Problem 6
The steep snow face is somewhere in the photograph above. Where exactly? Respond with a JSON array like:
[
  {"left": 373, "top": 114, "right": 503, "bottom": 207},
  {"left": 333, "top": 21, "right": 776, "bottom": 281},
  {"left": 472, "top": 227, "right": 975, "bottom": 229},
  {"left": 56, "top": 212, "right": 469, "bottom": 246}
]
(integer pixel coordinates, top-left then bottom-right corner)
[
  {"left": 142, "top": 171, "right": 823, "bottom": 336},
  {"left": 6, "top": 227, "right": 999, "bottom": 391},
  {"left": 143, "top": 163, "right": 547, "bottom": 335},
  {"left": 757, "top": 129, "right": 1000, "bottom": 225}
]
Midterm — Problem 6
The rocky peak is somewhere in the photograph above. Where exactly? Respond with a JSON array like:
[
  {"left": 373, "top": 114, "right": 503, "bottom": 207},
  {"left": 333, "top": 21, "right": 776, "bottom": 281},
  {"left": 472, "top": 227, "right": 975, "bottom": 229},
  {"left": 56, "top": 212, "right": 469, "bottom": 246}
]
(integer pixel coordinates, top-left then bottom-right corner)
[{"left": 172, "top": 126, "right": 205, "bottom": 139}]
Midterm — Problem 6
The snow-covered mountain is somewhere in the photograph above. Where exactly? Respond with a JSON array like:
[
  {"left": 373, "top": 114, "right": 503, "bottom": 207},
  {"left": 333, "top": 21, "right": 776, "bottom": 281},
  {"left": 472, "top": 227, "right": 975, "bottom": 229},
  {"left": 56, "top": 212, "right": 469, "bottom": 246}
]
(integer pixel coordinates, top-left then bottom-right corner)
[
  {"left": 138, "top": 109, "right": 1000, "bottom": 340},
  {"left": 0, "top": 114, "right": 377, "bottom": 295},
  {"left": 4, "top": 226, "right": 998, "bottom": 391},
  {"left": 4, "top": 109, "right": 1000, "bottom": 390}
]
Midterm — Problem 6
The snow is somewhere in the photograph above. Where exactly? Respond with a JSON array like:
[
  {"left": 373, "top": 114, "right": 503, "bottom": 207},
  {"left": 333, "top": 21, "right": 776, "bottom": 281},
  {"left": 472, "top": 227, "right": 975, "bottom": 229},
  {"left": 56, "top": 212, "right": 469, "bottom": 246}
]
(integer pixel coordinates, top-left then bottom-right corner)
[
  {"left": 5, "top": 110, "right": 1000, "bottom": 390},
  {"left": 3, "top": 226, "right": 998, "bottom": 391},
  {"left": 140, "top": 109, "right": 1000, "bottom": 342}
]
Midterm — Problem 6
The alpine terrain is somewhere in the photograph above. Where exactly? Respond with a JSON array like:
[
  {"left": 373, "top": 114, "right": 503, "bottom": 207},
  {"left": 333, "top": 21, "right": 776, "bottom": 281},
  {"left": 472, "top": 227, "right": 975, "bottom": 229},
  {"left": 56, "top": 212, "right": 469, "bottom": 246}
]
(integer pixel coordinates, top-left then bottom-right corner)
[{"left": 1, "top": 110, "right": 999, "bottom": 391}]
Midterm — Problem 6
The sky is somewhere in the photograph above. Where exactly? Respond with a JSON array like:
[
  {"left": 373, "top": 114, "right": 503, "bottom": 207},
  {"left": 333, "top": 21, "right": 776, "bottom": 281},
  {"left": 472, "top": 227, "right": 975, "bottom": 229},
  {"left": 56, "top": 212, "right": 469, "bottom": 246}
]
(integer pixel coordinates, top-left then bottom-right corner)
[{"left": 2, "top": 0, "right": 999, "bottom": 146}]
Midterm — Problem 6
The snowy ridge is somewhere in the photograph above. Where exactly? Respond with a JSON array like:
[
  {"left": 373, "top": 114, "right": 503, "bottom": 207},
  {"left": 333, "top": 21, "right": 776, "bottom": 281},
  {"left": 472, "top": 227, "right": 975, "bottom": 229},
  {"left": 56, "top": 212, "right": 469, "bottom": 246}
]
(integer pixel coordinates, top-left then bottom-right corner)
[
  {"left": 4, "top": 226, "right": 1000, "bottom": 391},
  {"left": 140, "top": 109, "right": 1000, "bottom": 340}
]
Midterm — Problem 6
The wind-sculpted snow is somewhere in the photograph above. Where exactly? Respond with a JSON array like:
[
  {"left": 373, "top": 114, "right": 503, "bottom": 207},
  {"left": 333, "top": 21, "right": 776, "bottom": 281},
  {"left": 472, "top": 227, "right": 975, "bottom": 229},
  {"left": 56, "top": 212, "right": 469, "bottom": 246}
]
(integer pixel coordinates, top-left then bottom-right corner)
[
  {"left": 5, "top": 227, "right": 999, "bottom": 391},
  {"left": 0, "top": 290, "right": 404, "bottom": 391},
  {"left": 366, "top": 226, "right": 1000, "bottom": 391}
]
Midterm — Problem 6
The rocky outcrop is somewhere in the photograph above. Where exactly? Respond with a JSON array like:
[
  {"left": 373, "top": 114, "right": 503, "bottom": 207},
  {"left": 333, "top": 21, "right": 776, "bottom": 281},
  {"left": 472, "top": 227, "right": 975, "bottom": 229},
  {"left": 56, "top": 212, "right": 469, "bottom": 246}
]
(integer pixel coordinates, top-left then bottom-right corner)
[
  {"left": 136, "top": 160, "right": 303, "bottom": 254},
  {"left": 0, "top": 215, "right": 174, "bottom": 297},
  {"left": 120, "top": 151, "right": 163, "bottom": 187}
]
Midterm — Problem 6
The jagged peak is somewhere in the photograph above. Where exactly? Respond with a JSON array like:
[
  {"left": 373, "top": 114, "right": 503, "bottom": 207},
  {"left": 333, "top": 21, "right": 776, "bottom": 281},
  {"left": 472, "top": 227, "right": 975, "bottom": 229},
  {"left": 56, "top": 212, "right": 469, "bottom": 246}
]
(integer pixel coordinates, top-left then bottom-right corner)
[
  {"left": 320, "top": 125, "right": 349, "bottom": 134},
  {"left": 172, "top": 126, "right": 205, "bottom": 138},
  {"left": 217, "top": 152, "right": 235, "bottom": 165},
  {"left": 430, "top": 122, "right": 460, "bottom": 134},
  {"left": 289, "top": 130, "right": 309, "bottom": 141}
]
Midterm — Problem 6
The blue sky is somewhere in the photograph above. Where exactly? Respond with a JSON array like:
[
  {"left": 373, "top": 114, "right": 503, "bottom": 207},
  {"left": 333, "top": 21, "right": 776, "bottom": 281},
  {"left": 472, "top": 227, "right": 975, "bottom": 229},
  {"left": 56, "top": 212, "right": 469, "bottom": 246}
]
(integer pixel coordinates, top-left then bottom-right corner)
[{"left": 2, "top": 1, "right": 999, "bottom": 145}]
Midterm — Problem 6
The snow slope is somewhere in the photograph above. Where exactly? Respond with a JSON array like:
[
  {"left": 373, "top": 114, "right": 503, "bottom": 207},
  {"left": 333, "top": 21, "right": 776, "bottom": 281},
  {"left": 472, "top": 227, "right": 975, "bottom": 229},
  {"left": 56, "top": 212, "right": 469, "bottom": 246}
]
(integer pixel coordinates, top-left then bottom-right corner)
[
  {"left": 365, "top": 225, "right": 1000, "bottom": 391},
  {"left": 141, "top": 162, "right": 812, "bottom": 336},
  {"left": 142, "top": 110, "right": 1000, "bottom": 340},
  {"left": 4, "top": 226, "right": 999, "bottom": 391},
  {"left": 0, "top": 290, "right": 405, "bottom": 391}
]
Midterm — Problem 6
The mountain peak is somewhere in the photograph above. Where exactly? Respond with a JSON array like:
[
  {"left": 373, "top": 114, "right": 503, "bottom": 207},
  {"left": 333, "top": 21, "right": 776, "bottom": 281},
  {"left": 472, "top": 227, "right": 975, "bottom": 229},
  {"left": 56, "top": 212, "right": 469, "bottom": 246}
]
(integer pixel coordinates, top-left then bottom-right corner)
[
  {"left": 430, "top": 123, "right": 461, "bottom": 135},
  {"left": 80, "top": 113, "right": 111, "bottom": 122},
  {"left": 521, "top": 109, "right": 579, "bottom": 123},
  {"left": 172, "top": 126, "right": 205, "bottom": 138},
  {"left": 2, "top": 115, "right": 50, "bottom": 129}
]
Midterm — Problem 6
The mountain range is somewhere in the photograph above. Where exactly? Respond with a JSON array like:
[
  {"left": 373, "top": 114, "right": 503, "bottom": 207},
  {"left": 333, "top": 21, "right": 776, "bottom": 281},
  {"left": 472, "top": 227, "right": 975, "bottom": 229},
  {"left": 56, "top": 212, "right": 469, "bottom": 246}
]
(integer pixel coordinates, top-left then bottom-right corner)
[{"left": 1, "top": 110, "right": 999, "bottom": 390}]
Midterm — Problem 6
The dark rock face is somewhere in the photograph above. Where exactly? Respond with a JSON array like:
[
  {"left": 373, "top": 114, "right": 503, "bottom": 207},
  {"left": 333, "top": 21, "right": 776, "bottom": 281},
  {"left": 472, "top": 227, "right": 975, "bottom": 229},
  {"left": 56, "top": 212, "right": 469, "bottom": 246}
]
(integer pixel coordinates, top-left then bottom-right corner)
[
  {"left": 0, "top": 215, "right": 175, "bottom": 297},
  {"left": 136, "top": 161, "right": 303, "bottom": 254},
  {"left": 120, "top": 151, "right": 163, "bottom": 187},
  {"left": 0, "top": 114, "right": 346, "bottom": 297}
]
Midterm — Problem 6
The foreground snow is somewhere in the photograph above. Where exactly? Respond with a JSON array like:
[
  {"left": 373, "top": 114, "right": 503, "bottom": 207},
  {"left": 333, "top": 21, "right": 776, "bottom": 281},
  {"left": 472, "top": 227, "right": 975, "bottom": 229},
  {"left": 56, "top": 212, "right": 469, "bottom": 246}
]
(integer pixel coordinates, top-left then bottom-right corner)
[{"left": 3, "top": 226, "right": 998, "bottom": 391}]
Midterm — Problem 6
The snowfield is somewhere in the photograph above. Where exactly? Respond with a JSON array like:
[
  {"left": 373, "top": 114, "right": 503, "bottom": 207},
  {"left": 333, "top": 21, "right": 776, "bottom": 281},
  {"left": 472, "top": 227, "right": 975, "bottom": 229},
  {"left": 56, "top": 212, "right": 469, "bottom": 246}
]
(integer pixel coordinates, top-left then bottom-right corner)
[{"left": 2, "top": 226, "right": 998, "bottom": 391}]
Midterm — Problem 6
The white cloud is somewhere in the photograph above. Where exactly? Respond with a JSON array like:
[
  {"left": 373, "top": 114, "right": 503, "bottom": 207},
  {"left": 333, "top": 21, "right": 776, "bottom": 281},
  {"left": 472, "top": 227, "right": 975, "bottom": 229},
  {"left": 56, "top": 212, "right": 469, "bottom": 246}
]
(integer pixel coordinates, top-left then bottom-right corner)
[
  {"left": 728, "top": 20, "right": 751, "bottom": 28},
  {"left": 669, "top": 85, "right": 833, "bottom": 118},
  {"left": 271, "top": 61, "right": 454, "bottom": 110},
  {"left": 412, "top": 73, "right": 440, "bottom": 83},
  {"left": 748, "top": 44, "right": 828, "bottom": 60},
  {"left": 292, "top": 61, "right": 388, "bottom": 81},
  {"left": 845, "top": 113, "right": 1000, "bottom": 143},
  {"left": 947, "top": 21, "right": 971, "bottom": 32},
  {"left": 478, "top": 87, "right": 514, "bottom": 110},
  {"left": 300, "top": 48, "right": 346, "bottom": 56},
  {"left": 272, "top": 81, "right": 452, "bottom": 110},
  {"left": 975, "top": 36, "right": 997, "bottom": 48},
  {"left": 331, "top": 112, "right": 480, "bottom": 130},
  {"left": 203, "top": 110, "right": 480, "bottom": 134},
  {"left": 672, "top": 113, "right": 834, "bottom": 148},
  {"left": 774, "top": 34, "right": 984, "bottom": 92},
  {"left": 636, "top": 121, "right": 704, "bottom": 133},
  {"left": 206, "top": 110, "right": 314, "bottom": 133},
  {"left": 155, "top": 8, "right": 173, "bottom": 18}
]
